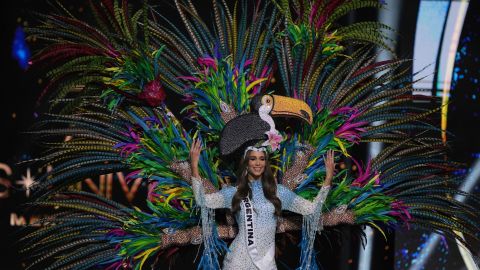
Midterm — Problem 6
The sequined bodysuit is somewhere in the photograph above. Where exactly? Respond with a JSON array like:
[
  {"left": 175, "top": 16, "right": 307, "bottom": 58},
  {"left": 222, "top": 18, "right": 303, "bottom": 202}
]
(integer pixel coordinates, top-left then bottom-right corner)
[{"left": 193, "top": 178, "right": 330, "bottom": 270}]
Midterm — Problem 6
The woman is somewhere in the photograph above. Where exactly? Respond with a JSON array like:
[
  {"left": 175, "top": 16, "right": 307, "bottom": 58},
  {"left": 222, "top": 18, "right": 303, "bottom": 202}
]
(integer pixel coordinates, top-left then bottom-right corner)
[{"left": 190, "top": 139, "right": 334, "bottom": 270}]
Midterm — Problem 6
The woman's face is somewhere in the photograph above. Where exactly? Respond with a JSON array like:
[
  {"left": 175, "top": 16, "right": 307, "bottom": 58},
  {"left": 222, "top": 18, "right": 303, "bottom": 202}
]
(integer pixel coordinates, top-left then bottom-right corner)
[{"left": 247, "top": 151, "right": 266, "bottom": 180}]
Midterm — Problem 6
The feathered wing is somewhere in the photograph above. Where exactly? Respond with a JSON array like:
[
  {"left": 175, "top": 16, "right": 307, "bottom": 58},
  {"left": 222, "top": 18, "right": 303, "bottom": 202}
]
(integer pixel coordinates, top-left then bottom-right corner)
[
  {"left": 23, "top": 104, "right": 192, "bottom": 268},
  {"left": 271, "top": 0, "right": 480, "bottom": 260},
  {"left": 23, "top": 1, "right": 277, "bottom": 269},
  {"left": 22, "top": 0, "right": 480, "bottom": 270}
]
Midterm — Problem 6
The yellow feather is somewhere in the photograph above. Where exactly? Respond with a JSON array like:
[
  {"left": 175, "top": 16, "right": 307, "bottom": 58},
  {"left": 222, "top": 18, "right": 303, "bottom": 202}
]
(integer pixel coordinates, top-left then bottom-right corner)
[
  {"left": 135, "top": 246, "right": 160, "bottom": 269},
  {"left": 246, "top": 78, "right": 268, "bottom": 92},
  {"left": 334, "top": 137, "right": 350, "bottom": 157},
  {"left": 368, "top": 222, "right": 387, "bottom": 241}
]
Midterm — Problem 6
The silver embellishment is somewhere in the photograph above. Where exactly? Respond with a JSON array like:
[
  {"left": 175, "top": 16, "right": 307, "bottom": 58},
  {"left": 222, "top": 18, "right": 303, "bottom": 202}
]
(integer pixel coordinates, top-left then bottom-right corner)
[
  {"left": 220, "top": 101, "right": 230, "bottom": 112},
  {"left": 191, "top": 235, "right": 203, "bottom": 245},
  {"left": 335, "top": 204, "right": 348, "bottom": 214},
  {"left": 243, "top": 146, "right": 267, "bottom": 159},
  {"left": 294, "top": 173, "right": 307, "bottom": 184}
]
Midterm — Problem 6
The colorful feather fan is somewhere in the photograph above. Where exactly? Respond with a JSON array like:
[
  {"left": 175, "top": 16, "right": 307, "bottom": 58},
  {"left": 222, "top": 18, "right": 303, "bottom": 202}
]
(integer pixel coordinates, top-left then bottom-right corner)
[{"left": 21, "top": 0, "right": 479, "bottom": 269}]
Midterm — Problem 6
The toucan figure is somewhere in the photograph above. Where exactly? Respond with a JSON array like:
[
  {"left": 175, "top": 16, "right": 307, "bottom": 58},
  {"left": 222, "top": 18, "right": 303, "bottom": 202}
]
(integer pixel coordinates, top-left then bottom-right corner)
[{"left": 219, "top": 94, "right": 313, "bottom": 156}]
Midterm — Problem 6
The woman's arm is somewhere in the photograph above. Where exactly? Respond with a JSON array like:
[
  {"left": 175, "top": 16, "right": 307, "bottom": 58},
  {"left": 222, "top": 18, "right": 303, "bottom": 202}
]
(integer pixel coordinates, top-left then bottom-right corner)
[
  {"left": 192, "top": 176, "right": 236, "bottom": 209},
  {"left": 278, "top": 150, "right": 334, "bottom": 215},
  {"left": 190, "top": 139, "right": 236, "bottom": 209},
  {"left": 278, "top": 184, "right": 330, "bottom": 215}
]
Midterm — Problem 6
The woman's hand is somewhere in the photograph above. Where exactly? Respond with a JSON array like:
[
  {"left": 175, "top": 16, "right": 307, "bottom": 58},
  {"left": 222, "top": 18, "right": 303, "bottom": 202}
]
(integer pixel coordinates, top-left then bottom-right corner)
[
  {"left": 189, "top": 138, "right": 202, "bottom": 179},
  {"left": 323, "top": 150, "right": 335, "bottom": 187}
]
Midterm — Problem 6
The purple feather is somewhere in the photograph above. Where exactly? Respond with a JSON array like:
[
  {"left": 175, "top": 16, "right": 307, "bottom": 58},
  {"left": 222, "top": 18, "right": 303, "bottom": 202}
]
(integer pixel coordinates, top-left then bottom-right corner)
[{"left": 351, "top": 158, "right": 379, "bottom": 187}]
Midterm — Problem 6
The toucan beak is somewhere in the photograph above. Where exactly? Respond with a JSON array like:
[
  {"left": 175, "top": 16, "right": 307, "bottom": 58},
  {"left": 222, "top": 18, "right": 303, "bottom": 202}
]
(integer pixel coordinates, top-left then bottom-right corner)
[{"left": 270, "top": 95, "right": 313, "bottom": 124}]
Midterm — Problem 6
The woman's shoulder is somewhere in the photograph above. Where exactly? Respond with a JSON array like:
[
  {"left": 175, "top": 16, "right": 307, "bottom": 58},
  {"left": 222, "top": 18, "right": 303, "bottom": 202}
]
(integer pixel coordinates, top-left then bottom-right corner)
[
  {"left": 220, "top": 184, "right": 237, "bottom": 194},
  {"left": 276, "top": 183, "right": 290, "bottom": 194}
]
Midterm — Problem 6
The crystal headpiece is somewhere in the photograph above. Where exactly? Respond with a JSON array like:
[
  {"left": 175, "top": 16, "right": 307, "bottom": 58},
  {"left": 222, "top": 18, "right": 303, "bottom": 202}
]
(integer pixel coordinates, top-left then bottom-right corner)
[{"left": 243, "top": 146, "right": 267, "bottom": 159}]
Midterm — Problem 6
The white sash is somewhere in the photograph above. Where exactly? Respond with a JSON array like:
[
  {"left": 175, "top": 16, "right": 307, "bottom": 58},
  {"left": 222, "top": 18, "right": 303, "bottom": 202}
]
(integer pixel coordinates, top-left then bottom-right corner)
[{"left": 242, "top": 197, "right": 276, "bottom": 270}]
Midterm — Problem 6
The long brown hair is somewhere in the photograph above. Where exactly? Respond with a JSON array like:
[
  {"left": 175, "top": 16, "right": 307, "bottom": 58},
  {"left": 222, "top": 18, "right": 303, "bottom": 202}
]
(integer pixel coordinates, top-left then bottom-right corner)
[{"left": 231, "top": 150, "right": 282, "bottom": 216}]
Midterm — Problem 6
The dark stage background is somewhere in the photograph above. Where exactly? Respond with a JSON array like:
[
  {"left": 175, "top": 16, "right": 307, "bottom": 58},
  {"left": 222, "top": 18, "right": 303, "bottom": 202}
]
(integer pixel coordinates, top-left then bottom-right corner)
[{"left": 1, "top": 1, "right": 479, "bottom": 269}]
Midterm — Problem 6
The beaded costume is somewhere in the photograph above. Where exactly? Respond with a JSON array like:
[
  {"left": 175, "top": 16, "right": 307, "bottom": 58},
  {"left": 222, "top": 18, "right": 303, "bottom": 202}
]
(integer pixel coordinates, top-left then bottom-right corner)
[{"left": 193, "top": 177, "right": 330, "bottom": 270}]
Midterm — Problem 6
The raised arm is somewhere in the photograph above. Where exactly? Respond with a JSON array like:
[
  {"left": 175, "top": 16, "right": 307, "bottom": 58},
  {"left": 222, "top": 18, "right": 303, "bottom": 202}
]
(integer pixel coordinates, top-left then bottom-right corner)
[
  {"left": 192, "top": 176, "right": 236, "bottom": 209},
  {"left": 278, "top": 150, "right": 335, "bottom": 215},
  {"left": 190, "top": 138, "right": 236, "bottom": 209},
  {"left": 278, "top": 184, "right": 330, "bottom": 215}
]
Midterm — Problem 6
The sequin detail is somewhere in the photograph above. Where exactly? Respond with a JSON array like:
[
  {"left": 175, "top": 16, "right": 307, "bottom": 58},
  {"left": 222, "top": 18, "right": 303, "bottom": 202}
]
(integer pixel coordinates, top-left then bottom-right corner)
[
  {"left": 281, "top": 144, "right": 315, "bottom": 190},
  {"left": 193, "top": 177, "right": 330, "bottom": 270}
]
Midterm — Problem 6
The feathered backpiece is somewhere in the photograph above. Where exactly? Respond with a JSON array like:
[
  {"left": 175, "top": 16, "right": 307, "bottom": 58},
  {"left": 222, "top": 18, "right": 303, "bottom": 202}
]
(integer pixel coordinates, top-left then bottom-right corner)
[{"left": 21, "top": 0, "right": 479, "bottom": 269}]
